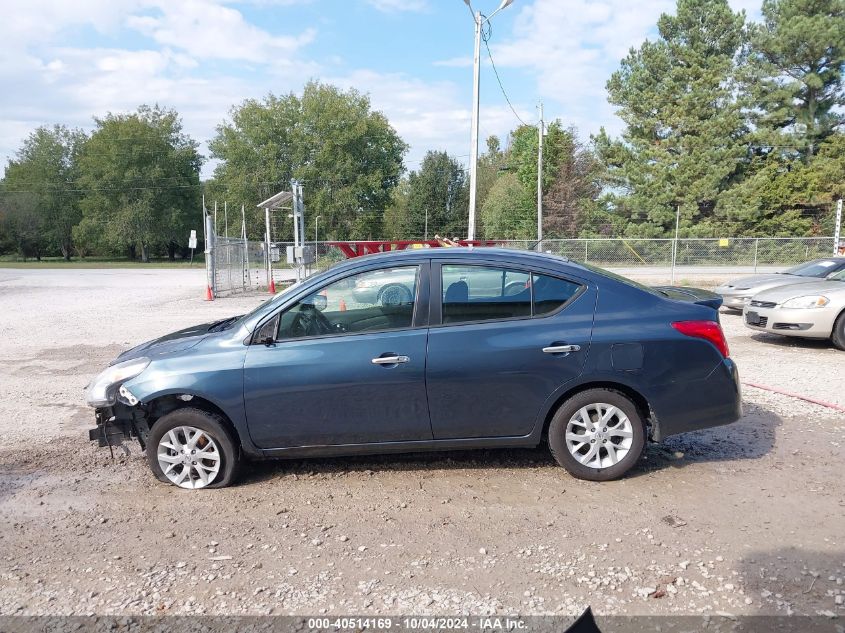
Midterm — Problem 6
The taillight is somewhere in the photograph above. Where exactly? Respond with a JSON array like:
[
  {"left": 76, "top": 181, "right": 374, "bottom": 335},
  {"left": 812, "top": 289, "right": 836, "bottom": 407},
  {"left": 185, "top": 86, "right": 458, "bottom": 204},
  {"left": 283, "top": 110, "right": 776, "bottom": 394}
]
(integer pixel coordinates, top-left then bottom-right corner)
[{"left": 671, "top": 320, "right": 730, "bottom": 358}]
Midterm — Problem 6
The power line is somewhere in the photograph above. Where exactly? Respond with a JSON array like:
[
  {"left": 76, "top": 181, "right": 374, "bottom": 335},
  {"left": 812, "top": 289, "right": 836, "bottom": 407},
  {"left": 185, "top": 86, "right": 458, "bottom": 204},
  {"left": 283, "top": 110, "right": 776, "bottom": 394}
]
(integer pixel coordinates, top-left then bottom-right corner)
[{"left": 481, "top": 22, "right": 529, "bottom": 128}]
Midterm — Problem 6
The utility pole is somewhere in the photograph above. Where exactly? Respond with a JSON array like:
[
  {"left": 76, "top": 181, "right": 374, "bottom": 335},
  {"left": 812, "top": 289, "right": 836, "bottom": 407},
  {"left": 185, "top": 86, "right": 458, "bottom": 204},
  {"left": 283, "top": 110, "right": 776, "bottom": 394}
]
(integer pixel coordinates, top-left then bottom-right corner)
[
  {"left": 834, "top": 199, "right": 842, "bottom": 256},
  {"left": 537, "top": 101, "right": 544, "bottom": 250},
  {"left": 671, "top": 204, "right": 681, "bottom": 285},
  {"left": 461, "top": 0, "right": 516, "bottom": 240},
  {"left": 467, "top": 9, "right": 482, "bottom": 241}
]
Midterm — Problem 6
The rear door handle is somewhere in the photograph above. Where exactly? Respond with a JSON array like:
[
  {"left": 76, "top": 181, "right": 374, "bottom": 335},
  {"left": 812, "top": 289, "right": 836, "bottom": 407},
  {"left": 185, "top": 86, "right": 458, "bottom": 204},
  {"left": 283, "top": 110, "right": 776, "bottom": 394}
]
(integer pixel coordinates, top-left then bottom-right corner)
[
  {"left": 542, "top": 344, "right": 581, "bottom": 354},
  {"left": 372, "top": 355, "right": 410, "bottom": 365}
]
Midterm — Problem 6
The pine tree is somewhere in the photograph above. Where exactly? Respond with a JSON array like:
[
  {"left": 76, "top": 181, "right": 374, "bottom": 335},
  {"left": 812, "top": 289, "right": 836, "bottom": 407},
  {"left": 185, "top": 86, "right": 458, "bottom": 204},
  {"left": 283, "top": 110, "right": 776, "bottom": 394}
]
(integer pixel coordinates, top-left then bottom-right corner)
[
  {"left": 747, "top": 0, "right": 845, "bottom": 158},
  {"left": 597, "top": 0, "right": 748, "bottom": 236}
]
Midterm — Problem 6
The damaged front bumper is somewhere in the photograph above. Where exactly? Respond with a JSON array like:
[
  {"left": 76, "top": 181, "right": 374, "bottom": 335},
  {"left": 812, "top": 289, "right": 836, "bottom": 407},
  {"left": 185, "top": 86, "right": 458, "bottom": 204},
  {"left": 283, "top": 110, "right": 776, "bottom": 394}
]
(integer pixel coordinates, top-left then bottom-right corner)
[{"left": 88, "top": 403, "right": 151, "bottom": 452}]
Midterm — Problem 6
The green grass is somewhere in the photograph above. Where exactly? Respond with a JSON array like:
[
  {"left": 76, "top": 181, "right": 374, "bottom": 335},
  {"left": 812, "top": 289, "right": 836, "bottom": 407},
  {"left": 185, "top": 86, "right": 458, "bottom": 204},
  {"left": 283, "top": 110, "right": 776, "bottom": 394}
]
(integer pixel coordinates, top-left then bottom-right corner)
[{"left": 0, "top": 256, "right": 206, "bottom": 269}]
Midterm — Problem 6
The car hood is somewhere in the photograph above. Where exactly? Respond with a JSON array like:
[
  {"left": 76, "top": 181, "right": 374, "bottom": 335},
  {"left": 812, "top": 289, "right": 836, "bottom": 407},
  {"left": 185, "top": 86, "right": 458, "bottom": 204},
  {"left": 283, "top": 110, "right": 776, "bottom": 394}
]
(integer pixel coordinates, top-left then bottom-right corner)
[
  {"left": 753, "top": 280, "right": 845, "bottom": 302},
  {"left": 717, "top": 273, "right": 817, "bottom": 291},
  {"left": 113, "top": 320, "right": 221, "bottom": 364}
]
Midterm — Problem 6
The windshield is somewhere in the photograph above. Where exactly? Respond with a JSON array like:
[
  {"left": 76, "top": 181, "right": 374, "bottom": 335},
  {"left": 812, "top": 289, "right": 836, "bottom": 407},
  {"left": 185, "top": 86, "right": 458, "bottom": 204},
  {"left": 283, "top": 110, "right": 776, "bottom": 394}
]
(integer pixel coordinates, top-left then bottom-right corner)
[{"left": 783, "top": 259, "right": 842, "bottom": 277}]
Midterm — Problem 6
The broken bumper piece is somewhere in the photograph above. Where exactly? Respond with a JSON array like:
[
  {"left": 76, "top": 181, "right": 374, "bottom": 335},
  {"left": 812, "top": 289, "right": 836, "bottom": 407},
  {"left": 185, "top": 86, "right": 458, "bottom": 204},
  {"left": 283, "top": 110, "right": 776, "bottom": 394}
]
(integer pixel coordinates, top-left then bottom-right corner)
[{"left": 89, "top": 404, "right": 150, "bottom": 450}]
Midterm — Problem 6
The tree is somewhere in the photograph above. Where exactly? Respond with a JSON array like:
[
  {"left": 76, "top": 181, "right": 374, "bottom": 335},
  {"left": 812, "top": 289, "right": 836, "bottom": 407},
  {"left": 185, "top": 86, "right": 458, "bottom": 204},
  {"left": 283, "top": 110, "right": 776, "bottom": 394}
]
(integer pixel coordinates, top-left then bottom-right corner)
[
  {"left": 719, "top": 132, "right": 845, "bottom": 235},
  {"left": 406, "top": 151, "right": 469, "bottom": 239},
  {"left": 476, "top": 135, "right": 505, "bottom": 214},
  {"left": 209, "top": 81, "right": 407, "bottom": 241},
  {"left": 597, "top": 0, "right": 748, "bottom": 236},
  {"left": 0, "top": 193, "right": 47, "bottom": 260},
  {"left": 382, "top": 179, "right": 412, "bottom": 240},
  {"left": 2, "top": 126, "right": 86, "bottom": 259},
  {"left": 746, "top": 0, "right": 845, "bottom": 158},
  {"left": 74, "top": 106, "right": 202, "bottom": 262},
  {"left": 510, "top": 123, "right": 605, "bottom": 237},
  {"left": 479, "top": 173, "right": 535, "bottom": 239}
]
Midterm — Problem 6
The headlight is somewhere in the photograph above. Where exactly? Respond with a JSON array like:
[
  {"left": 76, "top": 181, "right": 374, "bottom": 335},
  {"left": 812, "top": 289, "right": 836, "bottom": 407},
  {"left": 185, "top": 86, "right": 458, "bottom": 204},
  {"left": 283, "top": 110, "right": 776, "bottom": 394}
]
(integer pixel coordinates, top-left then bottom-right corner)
[
  {"left": 85, "top": 357, "right": 150, "bottom": 407},
  {"left": 781, "top": 295, "right": 830, "bottom": 309}
]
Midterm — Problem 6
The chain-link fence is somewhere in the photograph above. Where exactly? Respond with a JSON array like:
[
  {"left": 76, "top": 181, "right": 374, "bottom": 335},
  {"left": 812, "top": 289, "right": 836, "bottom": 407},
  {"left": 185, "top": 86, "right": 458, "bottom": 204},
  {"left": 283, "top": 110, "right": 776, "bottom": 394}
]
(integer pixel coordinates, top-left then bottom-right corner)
[
  {"left": 211, "top": 238, "right": 351, "bottom": 296},
  {"left": 503, "top": 237, "right": 836, "bottom": 267},
  {"left": 207, "top": 236, "right": 838, "bottom": 296}
]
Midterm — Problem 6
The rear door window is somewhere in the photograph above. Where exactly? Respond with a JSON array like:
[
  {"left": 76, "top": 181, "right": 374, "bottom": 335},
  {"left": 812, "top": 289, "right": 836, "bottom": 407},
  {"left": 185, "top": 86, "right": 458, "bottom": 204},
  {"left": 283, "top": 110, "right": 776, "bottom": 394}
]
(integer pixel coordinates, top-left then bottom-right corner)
[
  {"left": 440, "top": 265, "right": 583, "bottom": 324},
  {"left": 442, "top": 265, "right": 531, "bottom": 324}
]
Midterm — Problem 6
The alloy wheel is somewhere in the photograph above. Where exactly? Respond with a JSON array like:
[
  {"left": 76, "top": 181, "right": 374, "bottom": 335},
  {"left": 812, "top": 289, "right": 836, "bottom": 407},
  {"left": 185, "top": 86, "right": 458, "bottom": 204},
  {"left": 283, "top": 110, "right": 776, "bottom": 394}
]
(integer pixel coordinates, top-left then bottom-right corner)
[
  {"left": 564, "top": 403, "right": 634, "bottom": 469},
  {"left": 156, "top": 425, "right": 221, "bottom": 489}
]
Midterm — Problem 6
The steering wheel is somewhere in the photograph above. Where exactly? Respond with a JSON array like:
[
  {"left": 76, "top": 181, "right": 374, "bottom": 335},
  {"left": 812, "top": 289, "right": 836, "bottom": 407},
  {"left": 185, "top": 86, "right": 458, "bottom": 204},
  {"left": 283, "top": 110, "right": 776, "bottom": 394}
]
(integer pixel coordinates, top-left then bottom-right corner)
[{"left": 289, "top": 306, "right": 333, "bottom": 337}]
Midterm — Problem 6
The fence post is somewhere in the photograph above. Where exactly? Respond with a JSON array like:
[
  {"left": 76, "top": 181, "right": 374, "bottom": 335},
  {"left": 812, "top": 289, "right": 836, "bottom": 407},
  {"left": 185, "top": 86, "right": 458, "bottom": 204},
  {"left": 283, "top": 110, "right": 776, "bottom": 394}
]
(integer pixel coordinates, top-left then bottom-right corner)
[
  {"left": 241, "top": 204, "right": 248, "bottom": 291},
  {"left": 753, "top": 238, "right": 759, "bottom": 273},
  {"left": 671, "top": 205, "right": 680, "bottom": 285},
  {"left": 204, "top": 212, "right": 215, "bottom": 301},
  {"left": 584, "top": 240, "right": 588, "bottom": 263},
  {"left": 265, "top": 206, "right": 275, "bottom": 294}
]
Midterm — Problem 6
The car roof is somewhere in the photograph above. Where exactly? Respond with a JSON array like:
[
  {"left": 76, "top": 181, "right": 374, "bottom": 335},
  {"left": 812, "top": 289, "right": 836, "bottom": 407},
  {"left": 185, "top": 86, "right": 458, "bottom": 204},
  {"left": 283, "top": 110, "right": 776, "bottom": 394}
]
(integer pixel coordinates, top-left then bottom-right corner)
[
  {"left": 322, "top": 247, "right": 605, "bottom": 281},
  {"left": 329, "top": 246, "right": 575, "bottom": 269}
]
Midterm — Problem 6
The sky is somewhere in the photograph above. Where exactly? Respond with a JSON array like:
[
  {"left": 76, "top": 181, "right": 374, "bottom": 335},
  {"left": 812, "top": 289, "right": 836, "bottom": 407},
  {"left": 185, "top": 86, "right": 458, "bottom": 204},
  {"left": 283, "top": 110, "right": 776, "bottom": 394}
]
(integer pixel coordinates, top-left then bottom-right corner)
[{"left": 0, "top": 0, "right": 762, "bottom": 179}]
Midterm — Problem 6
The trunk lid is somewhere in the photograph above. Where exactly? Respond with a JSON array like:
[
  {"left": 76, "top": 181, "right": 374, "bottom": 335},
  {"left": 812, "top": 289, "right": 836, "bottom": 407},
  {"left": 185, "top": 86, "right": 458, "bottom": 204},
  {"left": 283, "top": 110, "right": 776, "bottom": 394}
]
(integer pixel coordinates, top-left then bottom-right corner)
[{"left": 654, "top": 286, "right": 724, "bottom": 311}]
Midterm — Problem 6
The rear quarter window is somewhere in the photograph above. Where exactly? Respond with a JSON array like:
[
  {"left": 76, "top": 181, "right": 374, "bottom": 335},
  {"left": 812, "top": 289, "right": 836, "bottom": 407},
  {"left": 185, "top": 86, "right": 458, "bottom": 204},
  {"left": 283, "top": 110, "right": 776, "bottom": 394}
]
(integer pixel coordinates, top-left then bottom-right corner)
[{"left": 532, "top": 274, "right": 582, "bottom": 315}]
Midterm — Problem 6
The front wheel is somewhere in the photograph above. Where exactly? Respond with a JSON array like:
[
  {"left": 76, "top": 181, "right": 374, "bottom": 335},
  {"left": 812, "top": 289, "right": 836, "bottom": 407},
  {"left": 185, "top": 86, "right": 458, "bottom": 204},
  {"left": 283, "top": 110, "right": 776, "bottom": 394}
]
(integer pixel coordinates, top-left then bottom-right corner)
[
  {"left": 831, "top": 311, "right": 845, "bottom": 351},
  {"left": 547, "top": 389, "right": 646, "bottom": 481},
  {"left": 147, "top": 408, "right": 241, "bottom": 489}
]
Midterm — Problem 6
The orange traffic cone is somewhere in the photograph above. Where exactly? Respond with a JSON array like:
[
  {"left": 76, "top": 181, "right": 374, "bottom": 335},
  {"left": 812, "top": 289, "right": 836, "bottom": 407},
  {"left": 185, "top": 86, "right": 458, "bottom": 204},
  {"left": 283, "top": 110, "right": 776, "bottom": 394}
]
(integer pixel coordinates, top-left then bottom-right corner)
[
  {"left": 268, "top": 278, "right": 276, "bottom": 294},
  {"left": 339, "top": 298, "right": 347, "bottom": 312},
  {"left": 205, "top": 285, "right": 214, "bottom": 301}
]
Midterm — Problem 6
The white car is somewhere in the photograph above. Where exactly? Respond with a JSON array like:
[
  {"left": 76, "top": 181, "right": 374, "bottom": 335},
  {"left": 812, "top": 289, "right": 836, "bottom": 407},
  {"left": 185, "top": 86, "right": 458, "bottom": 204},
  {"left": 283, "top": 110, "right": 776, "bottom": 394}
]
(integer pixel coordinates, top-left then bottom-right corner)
[
  {"left": 715, "top": 257, "right": 845, "bottom": 310},
  {"left": 743, "top": 269, "right": 845, "bottom": 350}
]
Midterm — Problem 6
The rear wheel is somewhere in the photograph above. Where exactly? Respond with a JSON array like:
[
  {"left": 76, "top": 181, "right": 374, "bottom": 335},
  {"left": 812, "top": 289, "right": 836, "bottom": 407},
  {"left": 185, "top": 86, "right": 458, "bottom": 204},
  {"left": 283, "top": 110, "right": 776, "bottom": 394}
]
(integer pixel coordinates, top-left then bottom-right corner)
[
  {"left": 548, "top": 388, "right": 646, "bottom": 481},
  {"left": 832, "top": 311, "right": 845, "bottom": 351},
  {"left": 147, "top": 408, "right": 241, "bottom": 489}
]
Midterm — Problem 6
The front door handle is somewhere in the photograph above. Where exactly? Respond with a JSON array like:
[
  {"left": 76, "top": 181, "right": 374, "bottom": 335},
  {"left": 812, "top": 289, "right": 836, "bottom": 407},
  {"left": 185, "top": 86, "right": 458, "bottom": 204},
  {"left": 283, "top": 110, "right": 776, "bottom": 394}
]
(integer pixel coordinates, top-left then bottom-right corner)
[
  {"left": 542, "top": 344, "right": 581, "bottom": 354},
  {"left": 372, "top": 355, "right": 410, "bottom": 365}
]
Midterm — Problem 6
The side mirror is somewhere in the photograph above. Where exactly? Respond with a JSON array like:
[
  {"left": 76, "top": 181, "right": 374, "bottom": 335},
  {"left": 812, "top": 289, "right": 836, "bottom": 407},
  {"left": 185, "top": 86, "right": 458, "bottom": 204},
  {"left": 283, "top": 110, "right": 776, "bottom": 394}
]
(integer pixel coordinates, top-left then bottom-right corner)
[
  {"left": 253, "top": 314, "right": 280, "bottom": 345},
  {"left": 312, "top": 294, "right": 327, "bottom": 311}
]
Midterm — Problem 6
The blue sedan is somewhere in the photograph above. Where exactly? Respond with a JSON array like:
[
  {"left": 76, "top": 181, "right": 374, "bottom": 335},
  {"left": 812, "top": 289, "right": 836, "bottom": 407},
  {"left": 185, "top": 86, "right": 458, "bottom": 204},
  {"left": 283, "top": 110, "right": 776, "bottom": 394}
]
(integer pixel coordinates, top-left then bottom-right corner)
[{"left": 86, "top": 248, "right": 741, "bottom": 489}]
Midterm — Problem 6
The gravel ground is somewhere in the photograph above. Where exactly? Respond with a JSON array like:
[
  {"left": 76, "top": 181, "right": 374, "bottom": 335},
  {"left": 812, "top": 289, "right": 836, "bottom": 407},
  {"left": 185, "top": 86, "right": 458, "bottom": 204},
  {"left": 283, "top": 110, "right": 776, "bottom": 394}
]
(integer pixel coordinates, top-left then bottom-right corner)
[{"left": 0, "top": 267, "right": 843, "bottom": 618}]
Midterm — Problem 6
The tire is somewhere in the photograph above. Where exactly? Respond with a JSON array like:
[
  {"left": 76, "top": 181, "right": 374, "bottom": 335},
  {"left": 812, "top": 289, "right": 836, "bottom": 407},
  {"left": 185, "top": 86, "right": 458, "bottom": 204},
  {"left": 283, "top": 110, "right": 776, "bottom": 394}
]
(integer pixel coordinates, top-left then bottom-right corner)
[
  {"left": 504, "top": 281, "right": 527, "bottom": 296},
  {"left": 832, "top": 311, "right": 845, "bottom": 351},
  {"left": 547, "top": 388, "right": 646, "bottom": 481},
  {"left": 379, "top": 284, "right": 412, "bottom": 307},
  {"left": 146, "top": 407, "right": 241, "bottom": 489}
]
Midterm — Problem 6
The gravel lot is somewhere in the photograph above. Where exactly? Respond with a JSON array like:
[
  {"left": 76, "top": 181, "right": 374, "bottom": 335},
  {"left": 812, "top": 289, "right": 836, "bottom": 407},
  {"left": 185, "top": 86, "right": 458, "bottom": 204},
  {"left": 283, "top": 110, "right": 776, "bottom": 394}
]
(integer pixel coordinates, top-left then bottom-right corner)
[{"left": 0, "top": 267, "right": 843, "bottom": 618}]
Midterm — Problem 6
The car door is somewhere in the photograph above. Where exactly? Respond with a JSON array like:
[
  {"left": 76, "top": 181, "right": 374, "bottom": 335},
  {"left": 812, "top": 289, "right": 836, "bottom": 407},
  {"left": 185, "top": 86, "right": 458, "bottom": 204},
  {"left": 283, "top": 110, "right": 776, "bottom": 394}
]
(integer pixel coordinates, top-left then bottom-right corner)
[
  {"left": 426, "top": 261, "right": 596, "bottom": 440},
  {"left": 243, "top": 263, "right": 432, "bottom": 449}
]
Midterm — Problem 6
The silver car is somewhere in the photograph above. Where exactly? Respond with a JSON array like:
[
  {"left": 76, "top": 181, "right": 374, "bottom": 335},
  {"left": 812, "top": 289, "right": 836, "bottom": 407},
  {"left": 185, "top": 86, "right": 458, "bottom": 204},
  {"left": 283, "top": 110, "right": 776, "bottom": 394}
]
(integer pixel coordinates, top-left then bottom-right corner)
[
  {"left": 715, "top": 257, "right": 845, "bottom": 310},
  {"left": 742, "top": 269, "right": 845, "bottom": 350}
]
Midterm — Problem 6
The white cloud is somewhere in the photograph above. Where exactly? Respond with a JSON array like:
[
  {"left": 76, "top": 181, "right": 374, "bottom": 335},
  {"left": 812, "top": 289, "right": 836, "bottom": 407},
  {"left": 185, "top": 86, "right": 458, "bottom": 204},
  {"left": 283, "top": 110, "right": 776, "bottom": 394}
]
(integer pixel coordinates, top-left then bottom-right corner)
[
  {"left": 324, "top": 69, "right": 528, "bottom": 170},
  {"left": 0, "top": 0, "right": 766, "bottom": 182},
  {"left": 365, "top": 0, "right": 428, "bottom": 13},
  {"left": 0, "top": 0, "right": 320, "bottom": 178},
  {"left": 125, "top": 0, "right": 316, "bottom": 63},
  {"left": 483, "top": 0, "right": 762, "bottom": 138}
]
